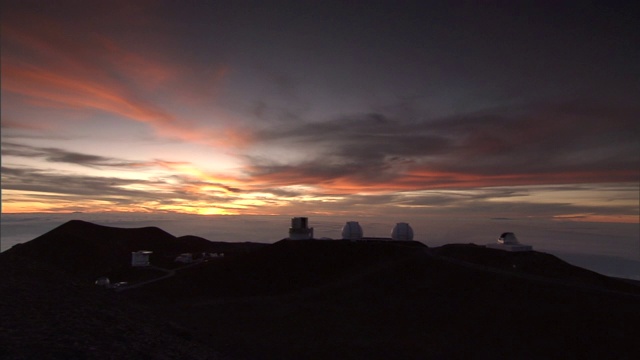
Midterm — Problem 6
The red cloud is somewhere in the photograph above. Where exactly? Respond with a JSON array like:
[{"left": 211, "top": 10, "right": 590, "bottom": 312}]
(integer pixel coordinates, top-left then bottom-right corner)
[
  {"left": 238, "top": 163, "right": 639, "bottom": 195},
  {"left": 1, "top": 13, "right": 251, "bottom": 148}
]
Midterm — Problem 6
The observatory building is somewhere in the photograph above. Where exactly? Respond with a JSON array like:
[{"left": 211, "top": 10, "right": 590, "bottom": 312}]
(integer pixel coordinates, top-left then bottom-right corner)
[
  {"left": 175, "top": 253, "right": 194, "bottom": 263},
  {"left": 391, "top": 222, "right": 414, "bottom": 241},
  {"left": 289, "top": 217, "right": 314, "bottom": 240},
  {"left": 486, "top": 232, "right": 532, "bottom": 252},
  {"left": 342, "top": 221, "right": 363, "bottom": 240},
  {"left": 95, "top": 277, "right": 110, "bottom": 287},
  {"left": 131, "top": 250, "right": 152, "bottom": 267}
]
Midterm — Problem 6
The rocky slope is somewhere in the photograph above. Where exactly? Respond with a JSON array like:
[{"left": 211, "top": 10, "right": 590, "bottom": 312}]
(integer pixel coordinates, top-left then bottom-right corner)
[
  {"left": 0, "top": 253, "right": 226, "bottom": 359},
  {"left": 5, "top": 220, "right": 267, "bottom": 281},
  {"left": 2, "top": 220, "right": 639, "bottom": 359}
]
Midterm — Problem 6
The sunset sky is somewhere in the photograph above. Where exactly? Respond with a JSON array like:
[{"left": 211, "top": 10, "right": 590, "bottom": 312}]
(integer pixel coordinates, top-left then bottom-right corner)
[{"left": 1, "top": 1, "right": 638, "bottom": 222}]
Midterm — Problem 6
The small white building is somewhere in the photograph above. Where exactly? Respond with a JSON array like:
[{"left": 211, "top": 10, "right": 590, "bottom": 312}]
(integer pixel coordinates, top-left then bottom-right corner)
[
  {"left": 391, "top": 222, "right": 414, "bottom": 241},
  {"left": 342, "top": 221, "right": 363, "bottom": 240},
  {"left": 486, "top": 232, "right": 532, "bottom": 252},
  {"left": 95, "top": 277, "right": 110, "bottom": 287},
  {"left": 289, "top": 217, "right": 314, "bottom": 240},
  {"left": 175, "top": 253, "right": 194, "bottom": 263},
  {"left": 131, "top": 250, "right": 152, "bottom": 267}
]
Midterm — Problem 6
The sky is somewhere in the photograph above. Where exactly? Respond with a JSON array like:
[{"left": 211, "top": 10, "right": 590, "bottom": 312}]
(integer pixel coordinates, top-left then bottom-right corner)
[{"left": 1, "top": 1, "right": 639, "bottom": 223}]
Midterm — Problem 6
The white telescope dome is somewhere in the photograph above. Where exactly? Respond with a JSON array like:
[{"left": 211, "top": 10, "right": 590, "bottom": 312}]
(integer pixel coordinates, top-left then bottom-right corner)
[
  {"left": 498, "top": 232, "right": 519, "bottom": 244},
  {"left": 487, "top": 232, "right": 531, "bottom": 252},
  {"left": 342, "top": 221, "right": 363, "bottom": 240},
  {"left": 391, "top": 222, "right": 414, "bottom": 241}
]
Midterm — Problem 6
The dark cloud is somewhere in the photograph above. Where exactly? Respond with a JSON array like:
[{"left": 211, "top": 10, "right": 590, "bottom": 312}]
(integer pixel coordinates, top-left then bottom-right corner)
[
  {"left": 246, "top": 186, "right": 638, "bottom": 221},
  {"left": 0, "top": 166, "right": 232, "bottom": 207},
  {"left": 2, "top": 142, "right": 160, "bottom": 169},
  {"left": 171, "top": 177, "right": 243, "bottom": 194},
  {"left": 246, "top": 100, "right": 640, "bottom": 189},
  {"left": 428, "top": 100, "right": 640, "bottom": 174},
  {"left": 2, "top": 163, "right": 635, "bottom": 219},
  {"left": 1, "top": 166, "right": 153, "bottom": 200}
]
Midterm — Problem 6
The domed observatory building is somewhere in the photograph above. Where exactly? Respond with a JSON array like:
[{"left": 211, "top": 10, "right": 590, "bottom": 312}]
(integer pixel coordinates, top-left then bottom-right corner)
[
  {"left": 95, "top": 277, "right": 110, "bottom": 287},
  {"left": 288, "top": 217, "right": 314, "bottom": 240},
  {"left": 486, "top": 232, "right": 532, "bottom": 252},
  {"left": 391, "top": 222, "right": 414, "bottom": 241},
  {"left": 342, "top": 221, "right": 363, "bottom": 240}
]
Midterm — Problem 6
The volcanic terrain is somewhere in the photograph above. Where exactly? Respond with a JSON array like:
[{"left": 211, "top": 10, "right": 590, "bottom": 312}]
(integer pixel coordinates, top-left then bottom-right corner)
[{"left": 2, "top": 220, "right": 639, "bottom": 359}]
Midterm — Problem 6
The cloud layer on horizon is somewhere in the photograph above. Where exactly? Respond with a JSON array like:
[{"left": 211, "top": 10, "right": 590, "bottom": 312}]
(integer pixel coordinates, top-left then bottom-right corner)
[{"left": 245, "top": 100, "right": 638, "bottom": 191}]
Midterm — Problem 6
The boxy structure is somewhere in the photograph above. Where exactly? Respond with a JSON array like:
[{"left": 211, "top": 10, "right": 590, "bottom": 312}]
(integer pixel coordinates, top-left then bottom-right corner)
[
  {"left": 131, "top": 250, "right": 153, "bottom": 267},
  {"left": 285, "top": 217, "right": 419, "bottom": 242},
  {"left": 486, "top": 232, "right": 532, "bottom": 252},
  {"left": 289, "top": 217, "right": 314, "bottom": 240}
]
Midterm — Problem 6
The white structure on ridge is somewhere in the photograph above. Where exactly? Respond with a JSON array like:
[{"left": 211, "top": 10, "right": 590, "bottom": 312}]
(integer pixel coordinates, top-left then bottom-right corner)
[
  {"left": 175, "top": 253, "right": 193, "bottom": 263},
  {"left": 131, "top": 250, "right": 152, "bottom": 267},
  {"left": 486, "top": 232, "right": 532, "bottom": 252},
  {"left": 391, "top": 222, "right": 414, "bottom": 241},
  {"left": 342, "top": 221, "right": 363, "bottom": 240},
  {"left": 95, "top": 277, "right": 110, "bottom": 287},
  {"left": 289, "top": 217, "right": 314, "bottom": 240}
]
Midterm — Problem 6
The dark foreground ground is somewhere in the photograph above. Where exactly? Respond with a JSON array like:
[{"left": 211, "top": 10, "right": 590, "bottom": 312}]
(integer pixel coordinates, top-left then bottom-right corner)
[{"left": 2, "top": 220, "right": 639, "bottom": 359}]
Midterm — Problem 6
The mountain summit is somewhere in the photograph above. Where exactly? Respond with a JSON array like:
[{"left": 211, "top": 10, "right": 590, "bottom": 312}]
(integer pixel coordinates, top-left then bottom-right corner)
[{"left": 2, "top": 220, "right": 639, "bottom": 359}]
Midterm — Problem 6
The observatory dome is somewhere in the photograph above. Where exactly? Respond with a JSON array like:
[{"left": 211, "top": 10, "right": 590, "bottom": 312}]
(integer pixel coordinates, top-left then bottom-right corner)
[
  {"left": 95, "top": 277, "right": 110, "bottom": 286},
  {"left": 391, "top": 222, "right": 414, "bottom": 241},
  {"left": 498, "top": 232, "right": 519, "bottom": 244},
  {"left": 487, "top": 232, "right": 532, "bottom": 251},
  {"left": 342, "top": 221, "right": 363, "bottom": 240}
]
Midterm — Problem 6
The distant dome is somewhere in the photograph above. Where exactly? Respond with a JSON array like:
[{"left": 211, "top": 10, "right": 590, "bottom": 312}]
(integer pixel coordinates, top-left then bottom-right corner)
[
  {"left": 498, "top": 232, "right": 519, "bottom": 244},
  {"left": 95, "top": 277, "right": 110, "bottom": 286},
  {"left": 391, "top": 222, "right": 414, "bottom": 241},
  {"left": 342, "top": 221, "right": 363, "bottom": 240}
]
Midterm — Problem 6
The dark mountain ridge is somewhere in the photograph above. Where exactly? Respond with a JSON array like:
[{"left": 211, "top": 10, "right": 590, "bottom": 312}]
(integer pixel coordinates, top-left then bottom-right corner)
[
  {"left": 0, "top": 253, "right": 227, "bottom": 359},
  {"left": 5, "top": 220, "right": 267, "bottom": 280},
  {"left": 125, "top": 238, "right": 640, "bottom": 359},
  {"left": 2, "top": 220, "right": 639, "bottom": 359}
]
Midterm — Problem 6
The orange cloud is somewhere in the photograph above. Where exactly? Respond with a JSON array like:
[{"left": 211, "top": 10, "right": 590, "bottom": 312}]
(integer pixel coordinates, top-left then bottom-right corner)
[
  {"left": 237, "top": 163, "right": 639, "bottom": 196},
  {"left": 1, "top": 17, "right": 252, "bottom": 149},
  {"left": 405, "top": 169, "right": 639, "bottom": 188},
  {"left": 3, "top": 61, "right": 170, "bottom": 122},
  {"left": 553, "top": 214, "right": 638, "bottom": 224}
]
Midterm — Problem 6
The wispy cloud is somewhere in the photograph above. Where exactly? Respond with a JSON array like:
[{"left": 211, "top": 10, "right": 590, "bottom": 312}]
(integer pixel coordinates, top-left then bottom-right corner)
[
  {"left": 1, "top": 9, "right": 249, "bottom": 149},
  {"left": 244, "top": 100, "right": 639, "bottom": 192},
  {"left": 1, "top": 1, "right": 637, "bottom": 221},
  {"left": 0, "top": 165, "right": 238, "bottom": 212},
  {"left": 2, "top": 164, "right": 635, "bottom": 219},
  {"left": 1, "top": 142, "right": 158, "bottom": 169}
]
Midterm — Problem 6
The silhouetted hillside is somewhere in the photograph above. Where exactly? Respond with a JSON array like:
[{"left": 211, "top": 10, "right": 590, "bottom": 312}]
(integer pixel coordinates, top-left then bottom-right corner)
[
  {"left": 132, "top": 239, "right": 427, "bottom": 298},
  {"left": 0, "top": 252, "right": 226, "bottom": 359},
  {"left": 433, "top": 243, "right": 640, "bottom": 293},
  {"left": 127, "top": 240, "right": 640, "bottom": 359},
  {"left": 3, "top": 221, "right": 639, "bottom": 359},
  {"left": 5, "top": 220, "right": 266, "bottom": 280}
]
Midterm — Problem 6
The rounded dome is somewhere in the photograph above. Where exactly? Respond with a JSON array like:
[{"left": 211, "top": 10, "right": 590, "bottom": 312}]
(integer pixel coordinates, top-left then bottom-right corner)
[
  {"left": 391, "top": 222, "right": 413, "bottom": 241},
  {"left": 498, "top": 232, "right": 519, "bottom": 244},
  {"left": 95, "top": 277, "right": 110, "bottom": 286},
  {"left": 342, "top": 221, "right": 363, "bottom": 240}
]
